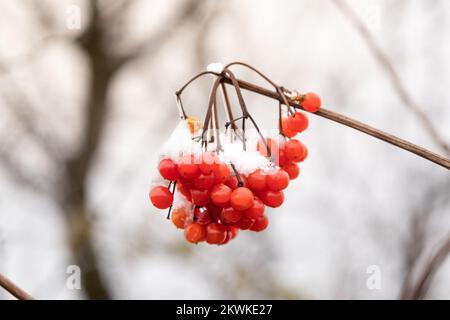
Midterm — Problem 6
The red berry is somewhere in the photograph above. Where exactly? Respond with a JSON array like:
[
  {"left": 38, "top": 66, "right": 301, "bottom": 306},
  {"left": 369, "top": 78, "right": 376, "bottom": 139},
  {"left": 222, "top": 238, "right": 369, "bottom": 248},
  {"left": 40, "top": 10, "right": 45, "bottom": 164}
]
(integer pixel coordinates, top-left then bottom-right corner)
[
  {"left": 220, "top": 231, "right": 231, "bottom": 245},
  {"left": 225, "top": 175, "right": 239, "bottom": 190},
  {"left": 171, "top": 208, "right": 187, "bottom": 229},
  {"left": 210, "top": 183, "right": 232, "bottom": 206},
  {"left": 289, "top": 112, "right": 309, "bottom": 132},
  {"left": 243, "top": 197, "right": 265, "bottom": 219},
  {"left": 177, "top": 183, "right": 192, "bottom": 201},
  {"left": 158, "top": 158, "right": 179, "bottom": 181},
  {"left": 193, "top": 173, "right": 215, "bottom": 190},
  {"left": 235, "top": 217, "right": 255, "bottom": 230},
  {"left": 281, "top": 117, "right": 298, "bottom": 138},
  {"left": 225, "top": 175, "right": 247, "bottom": 190},
  {"left": 178, "top": 154, "right": 200, "bottom": 179},
  {"left": 229, "top": 226, "right": 239, "bottom": 239},
  {"left": 302, "top": 92, "right": 321, "bottom": 113},
  {"left": 250, "top": 215, "right": 269, "bottom": 232},
  {"left": 207, "top": 203, "right": 223, "bottom": 222},
  {"left": 257, "top": 138, "right": 278, "bottom": 158},
  {"left": 230, "top": 187, "right": 254, "bottom": 211},
  {"left": 190, "top": 189, "right": 210, "bottom": 206},
  {"left": 261, "top": 190, "right": 284, "bottom": 208},
  {"left": 282, "top": 163, "right": 300, "bottom": 180},
  {"left": 247, "top": 170, "right": 267, "bottom": 191},
  {"left": 277, "top": 148, "right": 288, "bottom": 167},
  {"left": 284, "top": 139, "right": 307, "bottom": 162},
  {"left": 213, "top": 162, "right": 231, "bottom": 184},
  {"left": 221, "top": 206, "right": 243, "bottom": 224},
  {"left": 206, "top": 223, "right": 228, "bottom": 245},
  {"left": 266, "top": 169, "right": 289, "bottom": 191},
  {"left": 149, "top": 186, "right": 173, "bottom": 209},
  {"left": 194, "top": 207, "right": 212, "bottom": 225},
  {"left": 199, "top": 152, "right": 218, "bottom": 175},
  {"left": 178, "top": 177, "right": 194, "bottom": 189},
  {"left": 185, "top": 223, "right": 206, "bottom": 243}
]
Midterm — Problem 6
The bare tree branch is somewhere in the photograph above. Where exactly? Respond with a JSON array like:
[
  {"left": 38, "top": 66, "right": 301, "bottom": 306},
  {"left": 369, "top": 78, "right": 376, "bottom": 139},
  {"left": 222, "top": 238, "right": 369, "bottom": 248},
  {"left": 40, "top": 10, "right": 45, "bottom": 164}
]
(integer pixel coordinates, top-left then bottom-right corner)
[
  {"left": 401, "top": 233, "right": 450, "bottom": 299},
  {"left": 0, "top": 84, "right": 62, "bottom": 162},
  {"left": 112, "top": 0, "right": 203, "bottom": 69},
  {"left": 331, "top": 0, "right": 450, "bottom": 156},
  {"left": 399, "top": 177, "right": 450, "bottom": 299},
  {"left": 0, "top": 272, "right": 33, "bottom": 300},
  {"left": 215, "top": 74, "right": 450, "bottom": 169}
]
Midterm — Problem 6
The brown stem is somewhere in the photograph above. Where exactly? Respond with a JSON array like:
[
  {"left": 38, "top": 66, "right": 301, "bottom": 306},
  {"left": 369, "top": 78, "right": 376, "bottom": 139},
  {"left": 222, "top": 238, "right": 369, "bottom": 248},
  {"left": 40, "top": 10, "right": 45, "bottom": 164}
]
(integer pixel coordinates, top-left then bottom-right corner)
[
  {"left": 331, "top": 0, "right": 450, "bottom": 157},
  {"left": 0, "top": 273, "right": 33, "bottom": 300},
  {"left": 220, "top": 76, "right": 450, "bottom": 170},
  {"left": 401, "top": 233, "right": 450, "bottom": 299}
]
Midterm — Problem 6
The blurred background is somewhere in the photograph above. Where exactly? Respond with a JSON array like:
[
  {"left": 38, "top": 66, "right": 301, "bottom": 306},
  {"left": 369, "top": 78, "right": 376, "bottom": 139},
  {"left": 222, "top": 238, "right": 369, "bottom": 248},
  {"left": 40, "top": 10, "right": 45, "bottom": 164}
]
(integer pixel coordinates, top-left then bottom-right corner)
[{"left": 0, "top": 0, "right": 449, "bottom": 299}]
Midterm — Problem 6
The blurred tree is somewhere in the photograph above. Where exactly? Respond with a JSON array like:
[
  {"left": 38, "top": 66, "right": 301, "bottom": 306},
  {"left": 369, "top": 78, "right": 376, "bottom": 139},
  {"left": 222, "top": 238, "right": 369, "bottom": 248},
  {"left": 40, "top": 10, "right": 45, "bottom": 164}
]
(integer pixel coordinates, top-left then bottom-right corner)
[{"left": 0, "top": 0, "right": 206, "bottom": 299}]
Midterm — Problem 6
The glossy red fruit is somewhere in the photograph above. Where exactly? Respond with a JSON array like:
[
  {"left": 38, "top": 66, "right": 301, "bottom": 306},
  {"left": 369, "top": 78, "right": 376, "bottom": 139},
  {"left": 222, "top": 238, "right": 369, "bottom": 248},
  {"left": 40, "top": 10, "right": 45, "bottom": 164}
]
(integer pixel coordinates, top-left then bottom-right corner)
[
  {"left": 302, "top": 92, "right": 321, "bottom": 113},
  {"left": 171, "top": 208, "right": 187, "bottom": 229},
  {"left": 266, "top": 169, "right": 289, "bottom": 191},
  {"left": 284, "top": 139, "right": 307, "bottom": 162},
  {"left": 225, "top": 175, "right": 239, "bottom": 190},
  {"left": 199, "top": 152, "right": 218, "bottom": 175},
  {"left": 158, "top": 158, "right": 179, "bottom": 181},
  {"left": 277, "top": 148, "right": 288, "bottom": 167},
  {"left": 210, "top": 183, "right": 232, "bottom": 207},
  {"left": 257, "top": 138, "right": 278, "bottom": 158},
  {"left": 281, "top": 117, "right": 298, "bottom": 138},
  {"left": 149, "top": 186, "right": 173, "bottom": 209},
  {"left": 177, "top": 183, "right": 192, "bottom": 201},
  {"left": 289, "top": 112, "right": 309, "bottom": 133},
  {"left": 282, "top": 162, "right": 300, "bottom": 180},
  {"left": 235, "top": 217, "right": 255, "bottom": 230},
  {"left": 190, "top": 189, "right": 210, "bottom": 206},
  {"left": 247, "top": 170, "right": 267, "bottom": 191},
  {"left": 178, "top": 177, "right": 194, "bottom": 189},
  {"left": 250, "top": 215, "right": 269, "bottom": 232},
  {"left": 193, "top": 173, "right": 215, "bottom": 190},
  {"left": 185, "top": 223, "right": 206, "bottom": 243},
  {"left": 230, "top": 187, "right": 254, "bottom": 211},
  {"left": 221, "top": 206, "right": 243, "bottom": 224},
  {"left": 207, "top": 204, "right": 223, "bottom": 222},
  {"left": 206, "top": 223, "right": 228, "bottom": 245},
  {"left": 243, "top": 197, "right": 265, "bottom": 219},
  {"left": 225, "top": 175, "right": 247, "bottom": 190},
  {"left": 228, "top": 226, "right": 239, "bottom": 239},
  {"left": 261, "top": 190, "right": 284, "bottom": 208},
  {"left": 213, "top": 162, "right": 231, "bottom": 184},
  {"left": 194, "top": 207, "right": 212, "bottom": 225},
  {"left": 178, "top": 154, "right": 200, "bottom": 179},
  {"left": 220, "top": 231, "right": 231, "bottom": 245}
]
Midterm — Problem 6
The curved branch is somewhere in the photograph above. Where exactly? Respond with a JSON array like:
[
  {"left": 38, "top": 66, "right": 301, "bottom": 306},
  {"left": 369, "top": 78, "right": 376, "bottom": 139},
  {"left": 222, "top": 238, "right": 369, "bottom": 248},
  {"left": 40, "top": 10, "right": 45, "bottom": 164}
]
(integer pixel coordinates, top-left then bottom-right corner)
[
  {"left": 217, "top": 75, "right": 450, "bottom": 170},
  {"left": 401, "top": 233, "right": 450, "bottom": 299},
  {"left": 0, "top": 273, "right": 33, "bottom": 300},
  {"left": 331, "top": 0, "right": 450, "bottom": 156}
]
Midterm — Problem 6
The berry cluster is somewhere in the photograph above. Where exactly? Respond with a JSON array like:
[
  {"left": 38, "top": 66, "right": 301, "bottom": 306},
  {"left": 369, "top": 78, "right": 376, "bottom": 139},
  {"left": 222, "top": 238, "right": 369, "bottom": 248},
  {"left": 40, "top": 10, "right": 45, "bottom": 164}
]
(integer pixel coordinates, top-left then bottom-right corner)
[
  {"left": 149, "top": 64, "right": 321, "bottom": 246},
  {"left": 150, "top": 114, "right": 314, "bottom": 245}
]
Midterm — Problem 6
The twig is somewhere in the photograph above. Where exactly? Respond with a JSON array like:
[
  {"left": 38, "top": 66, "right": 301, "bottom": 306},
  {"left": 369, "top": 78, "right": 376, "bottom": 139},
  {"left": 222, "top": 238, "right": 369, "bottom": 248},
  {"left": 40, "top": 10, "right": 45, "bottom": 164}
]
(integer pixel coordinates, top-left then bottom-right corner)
[
  {"left": 401, "top": 233, "right": 450, "bottom": 299},
  {"left": 331, "top": 0, "right": 450, "bottom": 156},
  {"left": 219, "top": 75, "right": 450, "bottom": 170},
  {"left": 0, "top": 273, "right": 33, "bottom": 300}
]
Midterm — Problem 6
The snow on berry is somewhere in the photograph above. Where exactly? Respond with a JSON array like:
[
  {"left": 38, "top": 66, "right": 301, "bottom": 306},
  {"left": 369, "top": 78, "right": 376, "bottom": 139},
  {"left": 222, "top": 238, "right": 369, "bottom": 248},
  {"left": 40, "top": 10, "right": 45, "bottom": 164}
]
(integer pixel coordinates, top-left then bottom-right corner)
[{"left": 148, "top": 65, "right": 320, "bottom": 246}]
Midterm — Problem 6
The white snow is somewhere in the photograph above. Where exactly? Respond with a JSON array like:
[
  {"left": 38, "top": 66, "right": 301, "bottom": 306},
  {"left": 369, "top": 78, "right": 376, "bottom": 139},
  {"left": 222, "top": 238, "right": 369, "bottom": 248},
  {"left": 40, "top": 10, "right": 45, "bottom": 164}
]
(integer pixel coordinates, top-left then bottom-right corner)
[{"left": 206, "top": 62, "right": 224, "bottom": 73}]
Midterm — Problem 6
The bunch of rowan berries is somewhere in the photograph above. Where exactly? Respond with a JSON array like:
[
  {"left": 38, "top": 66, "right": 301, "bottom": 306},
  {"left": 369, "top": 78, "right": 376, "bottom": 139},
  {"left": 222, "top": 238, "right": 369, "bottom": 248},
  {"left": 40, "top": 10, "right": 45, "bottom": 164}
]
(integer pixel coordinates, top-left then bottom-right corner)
[{"left": 149, "top": 86, "right": 320, "bottom": 245}]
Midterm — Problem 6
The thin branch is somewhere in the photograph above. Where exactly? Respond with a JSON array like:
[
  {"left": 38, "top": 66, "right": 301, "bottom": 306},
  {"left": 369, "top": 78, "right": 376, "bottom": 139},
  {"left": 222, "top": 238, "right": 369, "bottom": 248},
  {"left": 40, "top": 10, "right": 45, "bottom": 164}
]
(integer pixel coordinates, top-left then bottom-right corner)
[
  {"left": 332, "top": 0, "right": 450, "bottom": 156},
  {"left": 401, "top": 233, "right": 450, "bottom": 299},
  {"left": 0, "top": 84, "right": 62, "bottom": 162},
  {"left": 218, "top": 75, "right": 450, "bottom": 170},
  {"left": 0, "top": 273, "right": 33, "bottom": 300},
  {"left": 113, "top": 0, "right": 203, "bottom": 68}
]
